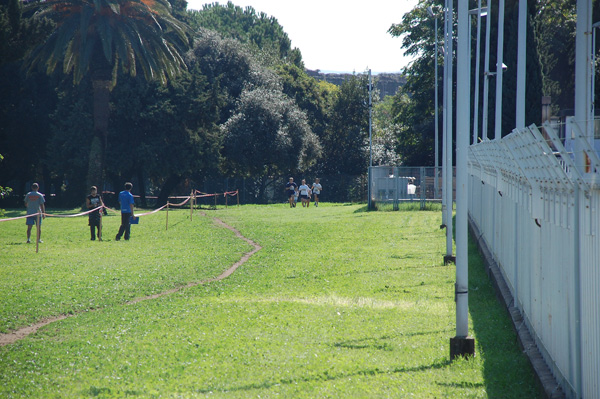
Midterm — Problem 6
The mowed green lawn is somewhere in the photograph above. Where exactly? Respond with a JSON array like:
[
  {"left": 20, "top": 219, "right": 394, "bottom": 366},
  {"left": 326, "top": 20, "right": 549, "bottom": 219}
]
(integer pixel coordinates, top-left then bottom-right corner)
[{"left": 0, "top": 204, "right": 540, "bottom": 398}]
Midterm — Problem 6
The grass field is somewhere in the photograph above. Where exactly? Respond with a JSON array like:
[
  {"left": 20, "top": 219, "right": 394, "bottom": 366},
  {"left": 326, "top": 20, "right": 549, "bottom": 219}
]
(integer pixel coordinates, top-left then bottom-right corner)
[{"left": 0, "top": 204, "right": 540, "bottom": 398}]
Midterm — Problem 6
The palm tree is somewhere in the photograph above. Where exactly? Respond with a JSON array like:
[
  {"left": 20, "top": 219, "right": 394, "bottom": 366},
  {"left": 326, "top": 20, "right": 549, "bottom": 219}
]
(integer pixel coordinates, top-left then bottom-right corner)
[{"left": 25, "top": 0, "right": 190, "bottom": 190}]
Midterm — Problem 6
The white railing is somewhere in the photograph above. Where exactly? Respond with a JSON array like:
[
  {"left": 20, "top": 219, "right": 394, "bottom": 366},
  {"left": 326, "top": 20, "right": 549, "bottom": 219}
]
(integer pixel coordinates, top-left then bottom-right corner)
[{"left": 468, "top": 123, "right": 600, "bottom": 399}]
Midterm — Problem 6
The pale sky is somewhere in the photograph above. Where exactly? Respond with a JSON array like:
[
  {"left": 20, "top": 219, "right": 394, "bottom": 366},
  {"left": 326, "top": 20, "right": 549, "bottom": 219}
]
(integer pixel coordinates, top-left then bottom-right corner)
[{"left": 186, "top": 0, "right": 419, "bottom": 74}]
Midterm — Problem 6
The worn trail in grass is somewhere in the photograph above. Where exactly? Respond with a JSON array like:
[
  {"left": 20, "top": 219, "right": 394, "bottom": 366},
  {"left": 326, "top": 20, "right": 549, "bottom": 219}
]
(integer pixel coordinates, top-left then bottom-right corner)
[{"left": 0, "top": 204, "right": 540, "bottom": 398}]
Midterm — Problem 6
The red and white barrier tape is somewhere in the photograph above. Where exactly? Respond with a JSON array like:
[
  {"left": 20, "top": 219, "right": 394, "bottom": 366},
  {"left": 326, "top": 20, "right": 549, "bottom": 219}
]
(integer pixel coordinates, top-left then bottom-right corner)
[
  {"left": 136, "top": 204, "right": 169, "bottom": 217},
  {"left": 1, "top": 190, "right": 238, "bottom": 223},
  {"left": 0, "top": 212, "right": 42, "bottom": 223},
  {"left": 43, "top": 206, "right": 103, "bottom": 218}
]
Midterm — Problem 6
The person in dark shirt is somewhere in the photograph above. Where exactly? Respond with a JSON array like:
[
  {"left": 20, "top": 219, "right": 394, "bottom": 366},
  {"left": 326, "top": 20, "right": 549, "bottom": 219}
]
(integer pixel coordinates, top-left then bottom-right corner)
[
  {"left": 86, "top": 186, "right": 104, "bottom": 240},
  {"left": 285, "top": 177, "right": 298, "bottom": 208}
]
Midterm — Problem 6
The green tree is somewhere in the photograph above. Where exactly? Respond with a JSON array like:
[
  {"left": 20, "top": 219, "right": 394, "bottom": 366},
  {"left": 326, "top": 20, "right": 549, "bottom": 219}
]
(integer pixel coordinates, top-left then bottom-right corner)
[
  {"left": 0, "top": 154, "right": 12, "bottom": 217},
  {"left": 221, "top": 87, "right": 321, "bottom": 202},
  {"left": 25, "top": 0, "right": 190, "bottom": 191},
  {"left": 371, "top": 96, "right": 401, "bottom": 166},
  {"left": 0, "top": 65, "right": 58, "bottom": 197},
  {"left": 188, "top": 2, "right": 303, "bottom": 68},
  {"left": 388, "top": 0, "right": 544, "bottom": 165},
  {"left": 319, "top": 73, "right": 373, "bottom": 175},
  {"left": 388, "top": 1, "right": 443, "bottom": 165},
  {"left": 0, "top": 0, "right": 53, "bottom": 65},
  {"left": 275, "top": 64, "right": 337, "bottom": 141},
  {"left": 186, "top": 28, "right": 264, "bottom": 124},
  {"left": 534, "top": 0, "right": 578, "bottom": 113},
  {"left": 503, "top": 0, "right": 543, "bottom": 132},
  {"left": 107, "top": 72, "right": 221, "bottom": 206}
]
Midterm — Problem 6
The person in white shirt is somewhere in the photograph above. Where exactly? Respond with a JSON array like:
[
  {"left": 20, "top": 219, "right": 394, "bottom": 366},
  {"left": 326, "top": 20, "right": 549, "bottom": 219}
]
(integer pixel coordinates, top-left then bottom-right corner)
[
  {"left": 298, "top": 179, "right": 312, "bottom": 208},
  {"left": 311, "top": 178, "right": 322, "bottom": 207}
]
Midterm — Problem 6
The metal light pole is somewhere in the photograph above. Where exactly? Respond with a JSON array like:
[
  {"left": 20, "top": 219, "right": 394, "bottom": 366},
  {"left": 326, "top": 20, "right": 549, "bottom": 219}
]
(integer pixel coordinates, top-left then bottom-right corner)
[
  {"left": 369, "top": 68, "right": 373, "bottom": 168},
  {"left": 451, "top": 0, "right": 474, "bottom": 360},
  {"left": 592, "top": 21, "right": 600, "bottom": 126},
  {"left": 470, "top": 4, "right": 488, "bottom": 144},
  {"left": 428, "top": 7, "right": 440, "bottom": 199},
  {"left": 482, "top": 0, "right": 492, "bottom": 140},
  {"left": 368, "top": 69, "right": 373, "bottom": 209},
  {"left": 494, "top": 0, "right": 505, "bottom": 140},
  {"left": 516, "top": 0, "right": 527, "bottom": 129},
  {"left": 443, "top": 0, "right": 454, "bottom": 262},
  {"left": 573, "top": 1, "right": 593, "bottom": 395}
]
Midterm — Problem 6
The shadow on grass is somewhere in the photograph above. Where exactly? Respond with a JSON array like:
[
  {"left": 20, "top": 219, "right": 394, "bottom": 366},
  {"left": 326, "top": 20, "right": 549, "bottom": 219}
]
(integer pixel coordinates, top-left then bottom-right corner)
[
  {"left": 333, "top": 330, "right": 450, "bottom": 351},
  {"left": 443, "top": 214, "right": 540, "bottom": 397},
  {"left": 192, "top": 359, "right": 451, "bottom": 395},
  {"left": 467, "top": 229, "right": 542, "bottom": 398}
]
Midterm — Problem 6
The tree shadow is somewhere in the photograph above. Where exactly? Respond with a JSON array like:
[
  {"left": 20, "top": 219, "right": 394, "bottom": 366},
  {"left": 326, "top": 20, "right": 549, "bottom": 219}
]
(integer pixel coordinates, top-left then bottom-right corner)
[
  {"left": 192, "top": 358, "right": 452, "bottom": 395},
  {"left": 466, "top": 227, "right": 543, "bottom": 398}
]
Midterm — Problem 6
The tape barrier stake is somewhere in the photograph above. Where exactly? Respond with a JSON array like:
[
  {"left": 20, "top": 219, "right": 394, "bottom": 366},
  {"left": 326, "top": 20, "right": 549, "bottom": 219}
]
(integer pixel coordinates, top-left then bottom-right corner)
[
  {"left": 190, "top": 191, "right": 193, "bottom": 221},
  {"left": 36, "top": 213, "right": 40, "bottom": 253},
  {"left": 226, "top": 192, "right": 228, "bottom": 208},
  {"left": 237, "top": 190, "right": 240, "bottom": 207},
  {"left": 99, "top": 213, "right": 103, "bottom": 241},
  {"left": 166, "top": 202, "right": 169, "bottom": 231}
]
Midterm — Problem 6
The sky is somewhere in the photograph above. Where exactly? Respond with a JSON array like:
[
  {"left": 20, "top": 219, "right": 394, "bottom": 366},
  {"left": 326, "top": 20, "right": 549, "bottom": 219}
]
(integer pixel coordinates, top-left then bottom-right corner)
[{"left": 186, "top": 0, "right": 419, "bottom": 74}]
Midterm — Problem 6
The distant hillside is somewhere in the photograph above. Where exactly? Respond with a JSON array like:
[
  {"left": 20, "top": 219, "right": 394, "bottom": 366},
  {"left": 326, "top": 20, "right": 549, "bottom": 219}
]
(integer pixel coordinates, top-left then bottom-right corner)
[{"left": 305, "top": 69, "right": 406, "bottom": 98}]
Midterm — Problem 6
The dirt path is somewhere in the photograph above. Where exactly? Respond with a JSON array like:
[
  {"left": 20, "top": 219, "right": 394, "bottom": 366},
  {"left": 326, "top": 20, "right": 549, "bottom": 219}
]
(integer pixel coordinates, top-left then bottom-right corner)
[{"left": 0, "top": 215, "right": 261, "bottom": 347}]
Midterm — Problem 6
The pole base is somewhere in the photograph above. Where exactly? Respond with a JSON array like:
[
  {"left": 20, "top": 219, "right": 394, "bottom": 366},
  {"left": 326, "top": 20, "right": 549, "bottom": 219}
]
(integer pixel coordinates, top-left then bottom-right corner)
[
  {"left": 450, "top": 336, "right": 475, "bottom": 361},
  {"left": 444, "top": 255, "right": 456, "bottom": 265}
]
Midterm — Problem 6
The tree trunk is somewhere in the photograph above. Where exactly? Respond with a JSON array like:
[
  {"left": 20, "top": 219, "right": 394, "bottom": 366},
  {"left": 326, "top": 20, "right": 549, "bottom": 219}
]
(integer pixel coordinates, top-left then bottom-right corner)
[
  {"left": 258, "top": 175, "right": 269, "bottom": 204},
  {"left": 137, "top": 168, "right": 147, "bottom": 208},
  {"left": 157, "top": 175, "right": 182, "bottom": 207},
  {"left": 87, "top": 79, "right": 111, "bottom": 192}
]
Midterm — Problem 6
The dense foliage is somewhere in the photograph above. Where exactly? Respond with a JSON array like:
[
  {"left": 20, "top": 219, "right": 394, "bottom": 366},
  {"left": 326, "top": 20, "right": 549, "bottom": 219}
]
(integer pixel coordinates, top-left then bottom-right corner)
[
  {"left": 0, "top": 0, "right": 379, "bottom": 205},
  {"left": 389, "top": 0, "right": 552, "bottom": 165},
  {"left": 0, "top": 0, "right": 588, "bottom": 203}
]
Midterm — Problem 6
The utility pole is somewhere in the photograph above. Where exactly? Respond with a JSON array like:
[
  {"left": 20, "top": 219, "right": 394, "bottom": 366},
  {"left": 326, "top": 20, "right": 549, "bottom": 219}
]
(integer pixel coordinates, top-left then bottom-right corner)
[
  {"left": 368, "top": 69, "right": 373, "bottom": 210},
  {"left": 515, "top": 0, "right": 526, "bottom": 129},
  {"left": 443, "top": 0, "right": 454, "bottom": 263},
  {"left": 428, "top": 7, "right": 440, "bottom": 200},
  {"left": 494, "top": 0, "right": 505, "bottom": 140},
  {"left": 450, "top": 0, "right": 475, "bottom": 360}
]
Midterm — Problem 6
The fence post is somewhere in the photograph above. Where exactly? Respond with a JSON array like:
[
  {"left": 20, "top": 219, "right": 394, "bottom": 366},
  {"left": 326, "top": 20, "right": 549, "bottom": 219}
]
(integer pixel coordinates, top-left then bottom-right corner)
[
  {"left": 420, "top": 167, "right": 426, "bottom": 210},
  {"left": 190, "top": 190, "right": 194, "bottom": 221},
  {"left": 36, "top": 213, "right": 40, "bottom": 253}
]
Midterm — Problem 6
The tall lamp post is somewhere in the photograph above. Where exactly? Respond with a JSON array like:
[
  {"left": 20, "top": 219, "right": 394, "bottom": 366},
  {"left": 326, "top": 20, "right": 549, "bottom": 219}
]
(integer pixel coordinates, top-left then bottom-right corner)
[
  {"left": 428, "top": 7, "right": 440, "bottom": 199},
  {"left": 427, "top": 7, "right": 440, "bottom": 200},
  {"left": 469, "top": 4, "right": 488, "bottom": 144},
  {"left": 368, "top": 69, "right": 373, "bottom": 209},
  {"left": 451, "top": 0, "right": 475, "bottom": 360},
  {"left": 443, "top": 0, "right": 454, "bottom": 262}
]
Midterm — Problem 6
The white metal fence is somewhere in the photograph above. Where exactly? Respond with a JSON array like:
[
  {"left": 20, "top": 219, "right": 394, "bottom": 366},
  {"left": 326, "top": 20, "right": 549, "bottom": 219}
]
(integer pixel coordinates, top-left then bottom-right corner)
[
  {"left": 468, "top": 122, "right": 600, "bottom": 399},
  {"left": 368, "top": 166, "right": 452, "bottom": 210}
]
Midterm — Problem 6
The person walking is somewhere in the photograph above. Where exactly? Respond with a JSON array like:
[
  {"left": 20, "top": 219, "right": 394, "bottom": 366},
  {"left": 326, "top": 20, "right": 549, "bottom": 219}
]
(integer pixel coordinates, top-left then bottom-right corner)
[
  {"left": 24, "top": 182, "right": 45, "bottom": 243},
  {"left": 86, "top": 186, "right": 104, "bottom": 241},
  {"left": 311, "top": 178, "right": 322, "bottom": 207},
  {"left": 115, "top": 182, "right": 135, "bottom": 241},
  {"left": 298, "top": 179, "right": 311, "bottom": 207},
  {"left": 285, "top": 177, "right": 298, "bottom": 208}
]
